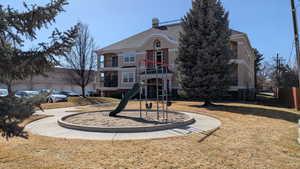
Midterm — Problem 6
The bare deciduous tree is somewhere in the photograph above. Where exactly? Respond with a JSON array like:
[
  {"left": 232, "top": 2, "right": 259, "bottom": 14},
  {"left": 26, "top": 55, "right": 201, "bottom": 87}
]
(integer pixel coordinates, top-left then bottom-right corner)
[{"left": 63, "top": 23, "right": 97, "bottom": 97}]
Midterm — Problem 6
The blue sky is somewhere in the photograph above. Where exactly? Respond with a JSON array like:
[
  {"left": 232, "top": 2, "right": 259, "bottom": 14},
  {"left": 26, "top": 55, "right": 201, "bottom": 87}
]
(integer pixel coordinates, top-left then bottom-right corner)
[{"left": 1, "top": 0, "right": 297, "bottom": 63}]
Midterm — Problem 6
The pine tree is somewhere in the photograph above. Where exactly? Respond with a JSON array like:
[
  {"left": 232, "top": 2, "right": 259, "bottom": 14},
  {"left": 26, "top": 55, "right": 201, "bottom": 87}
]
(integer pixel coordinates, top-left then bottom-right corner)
[
  {"left": 253, "top": 48, "right": 264, "bottom": 91},
  {"left": 0, "top": 0, "right": 78, "bottom": 138},
  {"left": 176, "top": 0, "right": 232, "bottom": 106}
]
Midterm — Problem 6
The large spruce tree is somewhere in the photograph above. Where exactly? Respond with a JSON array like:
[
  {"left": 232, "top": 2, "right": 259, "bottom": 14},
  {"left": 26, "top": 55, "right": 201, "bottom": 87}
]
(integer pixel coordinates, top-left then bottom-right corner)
[
  {"left": 0, "top": 0, "right": 78, "bottom": 138},
  {"left": 176, "top": 0, "right": 232, "bottom": 106}
]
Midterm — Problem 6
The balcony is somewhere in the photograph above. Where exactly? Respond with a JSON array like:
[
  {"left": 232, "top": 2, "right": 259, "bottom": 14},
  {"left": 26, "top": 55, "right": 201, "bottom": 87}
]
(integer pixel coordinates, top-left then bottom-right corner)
[
  {"left": 104, "top": 55, "right": 118, "bottom": 67},
  {"left": 99, "top": 55, "right": 119, "bottom": 71},
  {"left": 99, "top": 71, "right": 118, "bottom": 89}
]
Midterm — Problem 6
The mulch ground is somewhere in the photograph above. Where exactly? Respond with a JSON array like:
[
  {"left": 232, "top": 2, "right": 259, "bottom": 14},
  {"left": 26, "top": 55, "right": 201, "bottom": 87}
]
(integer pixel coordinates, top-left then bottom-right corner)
[{"left": 64, "top": 110, "right": 190, "bottom": 127}]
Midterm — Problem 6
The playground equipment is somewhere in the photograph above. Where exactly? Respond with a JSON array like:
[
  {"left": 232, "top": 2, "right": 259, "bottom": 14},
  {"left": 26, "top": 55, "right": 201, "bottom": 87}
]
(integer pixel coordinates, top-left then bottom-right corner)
[
  {"left": 109, "top": 83, "right": 140, "bottom": 116},
  {"left": 136, "top": 58, "right": 172, "bottom": 122},
  {"left": 109, "top": 49, "right": 172, "bottom": 122}
]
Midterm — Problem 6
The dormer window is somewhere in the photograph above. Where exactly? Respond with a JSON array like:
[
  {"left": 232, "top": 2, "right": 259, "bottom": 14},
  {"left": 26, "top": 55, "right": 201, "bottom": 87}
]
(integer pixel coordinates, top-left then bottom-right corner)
[{"left": 154, "top": 40, "right": 161, "bottom": 49}]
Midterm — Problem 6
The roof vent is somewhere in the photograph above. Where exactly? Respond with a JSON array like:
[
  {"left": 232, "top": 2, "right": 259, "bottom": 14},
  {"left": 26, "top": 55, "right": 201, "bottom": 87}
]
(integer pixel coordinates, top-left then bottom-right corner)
[{"left": 152, "top": 18, "right": 159, "bottom": 28}]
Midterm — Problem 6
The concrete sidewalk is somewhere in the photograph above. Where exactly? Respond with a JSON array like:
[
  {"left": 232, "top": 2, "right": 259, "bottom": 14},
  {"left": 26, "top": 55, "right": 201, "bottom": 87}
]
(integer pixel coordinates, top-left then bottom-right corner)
[{"left": 26, "top": 104, "right": 221, "bottom": 141}]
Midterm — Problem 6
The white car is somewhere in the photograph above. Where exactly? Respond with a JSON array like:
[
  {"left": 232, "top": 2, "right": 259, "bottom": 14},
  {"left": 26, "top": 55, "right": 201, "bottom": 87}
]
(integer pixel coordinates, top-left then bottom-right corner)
[
  {"left": 15, "top": 90, "right": 40, "bottom": 98},
  {"left": 0, "top": 89, "right": 8, "bottom": 97},
  {"left": 47, "top": 91, "right": 68, "bottom": 103}
]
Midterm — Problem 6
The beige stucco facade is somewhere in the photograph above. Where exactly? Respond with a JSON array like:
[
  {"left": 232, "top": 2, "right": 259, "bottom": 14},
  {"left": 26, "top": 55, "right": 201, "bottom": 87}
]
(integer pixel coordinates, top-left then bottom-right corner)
[
  {"left": 96, "top": 21, "right": 256, "bottom": 98},
  {"left": 230, "top": 34, "right": 256, "bottom": 90}
]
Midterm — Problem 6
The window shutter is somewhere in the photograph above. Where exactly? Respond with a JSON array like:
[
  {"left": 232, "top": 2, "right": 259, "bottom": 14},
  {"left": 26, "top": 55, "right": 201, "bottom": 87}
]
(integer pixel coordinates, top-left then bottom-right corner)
[
  {"left": 146, "top": 50, "right": 154, "bottom": 68},
  {"left": 163, "top": 48, "right": 169, "bottom": 64}
]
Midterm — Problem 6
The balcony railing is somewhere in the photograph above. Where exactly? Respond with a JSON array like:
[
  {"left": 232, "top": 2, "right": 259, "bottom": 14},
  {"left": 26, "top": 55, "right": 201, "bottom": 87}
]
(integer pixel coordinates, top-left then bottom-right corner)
[
  {"left": 141, "top": 67, "right": 172, "bottom": 74},
  {"left": 99, "top": 61, "right": 118, "bottom": 69},
  {"left": 104, "top": 81, "right": 118, "bottom": 88}
]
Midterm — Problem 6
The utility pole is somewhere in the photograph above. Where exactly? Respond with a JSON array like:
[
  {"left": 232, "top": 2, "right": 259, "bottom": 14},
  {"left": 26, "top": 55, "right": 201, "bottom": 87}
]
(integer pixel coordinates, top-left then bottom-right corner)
[{"left": 290, "top": 0, "right": 300, "bottom": 86}]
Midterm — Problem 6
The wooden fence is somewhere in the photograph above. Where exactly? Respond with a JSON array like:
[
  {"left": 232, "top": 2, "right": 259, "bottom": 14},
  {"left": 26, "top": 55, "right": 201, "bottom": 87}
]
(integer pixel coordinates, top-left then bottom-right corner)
[{"left": 277, "top": 88, "right": 300, "bottom": 110}]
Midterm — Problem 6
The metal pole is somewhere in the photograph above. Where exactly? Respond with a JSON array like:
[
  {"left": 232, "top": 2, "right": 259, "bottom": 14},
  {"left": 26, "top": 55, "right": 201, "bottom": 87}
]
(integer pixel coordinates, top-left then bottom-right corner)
[
  {"left": 162, "top": 64, "right": 165, "bottom": 121},
  {"left": 138, "top": 61, "right": 142, "bottom": 118},
  {"left": 165, "top": 65, "right": 169, "bottom": 123},
  {"left": 145, "top": 61, "right": 148, "bottom": 117},
  {"left": 291, "top": 0, "right": 300, "bottom": 86},
  {"left": 155, "top": 50, "right": 159, "bottom": 120}
]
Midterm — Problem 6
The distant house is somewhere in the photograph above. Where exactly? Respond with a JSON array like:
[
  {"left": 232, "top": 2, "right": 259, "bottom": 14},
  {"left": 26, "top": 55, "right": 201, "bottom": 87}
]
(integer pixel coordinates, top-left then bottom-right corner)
[
  {"left": 0, "top": 68, "right": 97, "bottom": 94},
  {"left": 96, "top": 18, "right": 256, "bottom": 99}
]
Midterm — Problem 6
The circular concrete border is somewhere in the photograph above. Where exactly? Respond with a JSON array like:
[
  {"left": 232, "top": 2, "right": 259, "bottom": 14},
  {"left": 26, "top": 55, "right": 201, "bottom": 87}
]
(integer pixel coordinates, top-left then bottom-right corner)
[{"left": 58, "top": 110, "right": 196, "bottom": 133}]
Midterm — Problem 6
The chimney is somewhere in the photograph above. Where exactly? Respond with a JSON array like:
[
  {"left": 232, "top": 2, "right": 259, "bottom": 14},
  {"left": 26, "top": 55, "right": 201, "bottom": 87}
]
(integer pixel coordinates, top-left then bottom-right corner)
[{"left": 152, "top": 17, "right": 159, "bottom": 28}]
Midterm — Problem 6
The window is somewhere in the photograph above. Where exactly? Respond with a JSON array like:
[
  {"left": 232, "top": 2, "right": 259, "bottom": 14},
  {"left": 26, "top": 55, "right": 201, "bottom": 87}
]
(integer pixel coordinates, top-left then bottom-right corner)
[
  {"left": 100, "top": 73, "right": 104, "bottom": 78},
  {"left": 104, "top": 72, "right": 118, "bottom": 87},
  {"left": 100, "top": 73, "right": 104, "bottom": 82},
  {"left": 123, "top": 55, "right": 135, "bottom": 64},
  {"left": 230, "top": 64, "right": 238, "bottom": 86},
  {"left": 230, "top": 41, "right": 238, "bottom": 59},
  {"left": 123, "top": 72, "right": 135, "bottom": 83},
  {"left": 154, "top": 40, "right": 161, "bottom": 49},
  {"left": 112, "top": 56, "right": 118, "bottom": 67},
  {"left": 156, "top": 51, "right": 162, "bottom": 63},
  {"left": 130, "top": 56, "right": 135, "bottom": 62}
]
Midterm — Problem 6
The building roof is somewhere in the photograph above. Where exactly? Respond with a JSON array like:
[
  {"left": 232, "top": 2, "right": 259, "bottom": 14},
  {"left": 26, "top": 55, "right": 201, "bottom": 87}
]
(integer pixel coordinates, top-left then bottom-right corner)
[{"left": 98, "top": 23, "right": 245, "bottom": 54}]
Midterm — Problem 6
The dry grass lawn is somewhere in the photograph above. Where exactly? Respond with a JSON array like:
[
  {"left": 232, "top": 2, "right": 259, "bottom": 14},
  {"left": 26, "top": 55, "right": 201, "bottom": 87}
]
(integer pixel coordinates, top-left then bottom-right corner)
[
  {"left": 1, "top": 100, "right": 300, "bottom": 169},
  {"left": 40, "top": 97, "right": 119, "bottom": 110}
]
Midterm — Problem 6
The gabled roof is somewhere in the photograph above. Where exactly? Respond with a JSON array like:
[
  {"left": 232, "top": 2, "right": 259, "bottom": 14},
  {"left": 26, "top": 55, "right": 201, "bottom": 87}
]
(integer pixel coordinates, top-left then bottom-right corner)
[{"left": 98, "top": 23, "right": 245, "bottom": 54}]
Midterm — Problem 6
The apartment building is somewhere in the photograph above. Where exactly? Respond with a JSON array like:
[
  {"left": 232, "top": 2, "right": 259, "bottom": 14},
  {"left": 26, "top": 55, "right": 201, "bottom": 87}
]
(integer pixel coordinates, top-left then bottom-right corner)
[{"left": 96, "top": 18, "right": 256, "bottom": 99}]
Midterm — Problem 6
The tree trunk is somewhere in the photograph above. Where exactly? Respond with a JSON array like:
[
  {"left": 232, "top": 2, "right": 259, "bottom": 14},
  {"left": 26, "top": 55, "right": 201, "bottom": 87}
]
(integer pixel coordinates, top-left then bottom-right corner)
[
  {"left": 81, "top": 85, "right": 86, "bottom": 98},
  {"left": 202, "top": 100, "right": 215, "bottom": 107},
  {"left": 7, "top": 82, "right": 13, "bottom": 97}
]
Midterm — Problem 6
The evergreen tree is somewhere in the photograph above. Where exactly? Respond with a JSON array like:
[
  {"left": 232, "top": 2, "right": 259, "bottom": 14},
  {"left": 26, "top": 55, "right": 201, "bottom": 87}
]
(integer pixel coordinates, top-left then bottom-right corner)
[
  {"left": 0, "top": 0, "right": 78, "bottom": 138},
  {"left": 176, "top": 0, "right": 232, "bottom": 106},
  {"left": 253, "top": 48, "right": 264, "bottom": 91}
]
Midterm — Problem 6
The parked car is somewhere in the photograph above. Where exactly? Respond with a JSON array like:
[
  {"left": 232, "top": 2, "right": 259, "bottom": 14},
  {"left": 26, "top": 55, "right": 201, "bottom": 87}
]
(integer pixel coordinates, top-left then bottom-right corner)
[
  {"left": 47, "top": 91, "right": 68, "bottom": 103},
  {"left": 86, "top": 91, "right": 97, "bottom": 97},
  {"left": 15, "top": 90, "right": 40, "bottom": 98},
  {"left": 60, "top": 91, "right": 80, "bottom": 97},
  {"left": 0, "top": 89, "right": 8, "bottom": 97},
  {"left": 40, "top": 89, "right": 52, "bottom": 94}
]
